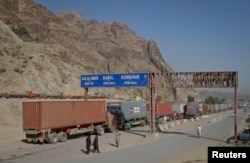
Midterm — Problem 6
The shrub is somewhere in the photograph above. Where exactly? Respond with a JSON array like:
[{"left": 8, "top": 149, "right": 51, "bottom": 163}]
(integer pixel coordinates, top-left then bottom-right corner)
[
  {"left": 16, "top": 45, "right": 22, "bottom": 49},
  {"left": 23, "top": 60, "right": 28, "bottom": 64},
  {"left": 11, "top": 27, "right": 31, "bottom": 38},
  {"left": 0, "top": 68, "right": 6, "bottom": 74},
  {"left": 14, "top": 68, "right": 23, "bottom": 74}
]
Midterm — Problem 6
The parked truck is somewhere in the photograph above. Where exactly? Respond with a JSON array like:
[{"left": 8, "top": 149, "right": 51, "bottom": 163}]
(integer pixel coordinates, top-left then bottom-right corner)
[
  {"left": 183, "top": 102, "right": 200, "bottom": 119},
  {"left": 172, "top": 103, "right": 185, "bottom": 119},
  {"left": 107, "top": 101, "right": 147, "bottom": 130},
  {"left": 147, "top": 102, "right": 174, "bottom": 123},
  {"left": 23, "top": 100, "right": 116, "bottom": 144}
]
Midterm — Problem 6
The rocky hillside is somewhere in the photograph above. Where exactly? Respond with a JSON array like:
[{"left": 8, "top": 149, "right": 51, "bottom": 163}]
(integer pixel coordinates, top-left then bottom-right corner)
[
  {"left": 0, "top": 0, "right": 198, "bottom": 126},
  {"left": 0, "top": 0, "right": 197, "bottom": 99}
]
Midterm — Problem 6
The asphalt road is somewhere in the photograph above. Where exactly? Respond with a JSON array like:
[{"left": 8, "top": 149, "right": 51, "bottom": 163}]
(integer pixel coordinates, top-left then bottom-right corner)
[{"left": 0, "top": 109, "right": 249, "bottom": 163}]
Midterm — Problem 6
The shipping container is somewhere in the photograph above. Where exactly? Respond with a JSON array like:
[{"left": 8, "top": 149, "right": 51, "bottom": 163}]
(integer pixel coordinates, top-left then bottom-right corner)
[
  {"left": 198, "top": 103, "right": 203, "bottom": 113},
  {"left": 214, "top": 104, "right": 220, "bottom": 112},
  {"left": 155, "top": 102, "right": 172, "bottom": 117},
  {"left": 147, "top": 102, "right": 174, "bottom": 122},
  {"left": 202, "top": 104, "right": 210, "bottom": 115},
  {"left": 184, "top": 102, "right": 199, "bottom": 119},
  {"left": 107, "top": 101, "right": 147, "bottom": 130},
  {"left": 172, "top": 103, "right": 185, "bottom": 119},
  {"left": 210, "top": 104, "right": 215, "bottom": 113},
  {"left": 23, "top": 100, "right": 115, "bottom": 144}
]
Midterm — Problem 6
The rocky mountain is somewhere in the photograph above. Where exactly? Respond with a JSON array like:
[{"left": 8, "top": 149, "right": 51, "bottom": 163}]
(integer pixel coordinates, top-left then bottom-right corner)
[{"left": 0, "top": 0, "right": 198, "bottom": 103}]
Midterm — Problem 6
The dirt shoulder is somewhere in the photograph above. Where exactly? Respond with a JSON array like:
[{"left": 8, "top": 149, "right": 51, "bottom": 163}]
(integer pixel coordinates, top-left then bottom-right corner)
[{"left": 0, "top": 125, "right": 25, "bottom": 144}]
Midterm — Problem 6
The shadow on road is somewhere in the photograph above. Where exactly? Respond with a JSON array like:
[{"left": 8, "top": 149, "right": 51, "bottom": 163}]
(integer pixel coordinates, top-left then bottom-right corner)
[
  {"left": 161, "top": 131, "right": 226, "bottom": 143},
  {"left": 108, "top": 142, "right": 117, "bottom": 148},
  {"left": 81, "top": 149, "right": 88, "bottom": 154},
  {"left": 124, "top": 130, "right": 147, "bottom": 138}
]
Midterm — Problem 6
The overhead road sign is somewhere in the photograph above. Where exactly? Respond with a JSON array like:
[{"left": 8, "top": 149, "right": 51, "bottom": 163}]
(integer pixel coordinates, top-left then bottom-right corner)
[{"left": 81, "top": 72, "right": 149, "bottom": 88}]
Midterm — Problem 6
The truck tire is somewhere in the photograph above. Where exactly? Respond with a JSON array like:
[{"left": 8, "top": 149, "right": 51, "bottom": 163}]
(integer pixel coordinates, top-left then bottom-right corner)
[
  {"left": 96, "top": 127, "right": 105, "bottom": 136},
  {"left": 125, "top": 123, "right": 131, "bottom": 130},
  {"left": 49, "top": 133, "right": 58, "bottom": 144},
  {"left": 58, "top": 132, "right": 67, "bottom": 142},
  {"left": 140, "top": 120, "right": 146, "bottom": 127}
]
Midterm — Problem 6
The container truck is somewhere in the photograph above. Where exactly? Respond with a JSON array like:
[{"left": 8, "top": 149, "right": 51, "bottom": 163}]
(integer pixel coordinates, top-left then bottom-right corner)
[
  {"left": 172, "top": 103, "right": 185, "bottom": 119},
  {"left": 147, "top": 102, "right": 174, "bottom": 123},
  {"left": 23, "top": 100, "right": 116, "bottom": 144},
  {"left": 202, "top": 104, "right": 211, "bottom": 115},
  {"left": 183, "top": 102, "right": 200, "bottom": 119},
  {"left": 107, "top": 101, "right": 147, "bottom": 130}
]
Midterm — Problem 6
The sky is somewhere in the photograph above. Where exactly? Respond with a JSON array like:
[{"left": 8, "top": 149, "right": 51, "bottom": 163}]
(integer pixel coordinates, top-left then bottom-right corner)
[{"left": 34, "top": 0, "right": 250, "bottom": 94}]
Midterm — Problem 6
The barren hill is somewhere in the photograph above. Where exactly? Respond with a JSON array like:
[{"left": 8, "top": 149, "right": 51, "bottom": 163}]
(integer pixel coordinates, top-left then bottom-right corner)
[{"left": 0, "top": 0, "right": 198, "bottom": 126}]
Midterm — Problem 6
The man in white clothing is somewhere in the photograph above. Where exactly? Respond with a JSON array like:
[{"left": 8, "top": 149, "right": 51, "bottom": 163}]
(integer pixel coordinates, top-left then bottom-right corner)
[{"left": 197, "top": 124, "right": 202, "bottom": 138}]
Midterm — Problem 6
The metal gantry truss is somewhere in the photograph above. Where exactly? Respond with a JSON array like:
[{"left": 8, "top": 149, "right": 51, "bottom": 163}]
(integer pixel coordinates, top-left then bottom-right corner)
[
  {"left": 149, "top": 71, "right": 238, "bottom": 141},
  {"left": 150, "top": 71, "right": 237, "bottom": 88}
]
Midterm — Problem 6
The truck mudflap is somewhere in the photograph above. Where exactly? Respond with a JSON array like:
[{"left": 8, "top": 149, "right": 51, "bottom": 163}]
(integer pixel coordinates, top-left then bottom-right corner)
[{"left": 25, "top": 129, "right": 44, "bottom": 143}]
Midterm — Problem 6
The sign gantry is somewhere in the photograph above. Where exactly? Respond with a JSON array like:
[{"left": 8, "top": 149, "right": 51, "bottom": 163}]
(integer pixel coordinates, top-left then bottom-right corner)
[
  {"left": 151, "top": 71, "right": 237, "bottom": 88},
  {"left": 80, "top": 71, "right": 238, "bottom": 142}
]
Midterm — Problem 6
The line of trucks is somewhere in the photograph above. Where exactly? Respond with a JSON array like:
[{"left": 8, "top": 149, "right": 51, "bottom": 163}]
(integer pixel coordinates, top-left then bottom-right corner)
[{"left": 23, "top": 100, "right": 233, "bottom": 144}]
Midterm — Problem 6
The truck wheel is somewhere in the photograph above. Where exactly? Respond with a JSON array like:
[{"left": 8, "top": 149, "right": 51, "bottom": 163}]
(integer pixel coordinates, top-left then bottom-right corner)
[
  {"left": 140, "top": 120, "right": 146, "bottom": 127},
  {"left": 126, "top": 124, "right": 131, "bottom": 130},
  {"left": 58, "top": 132, "right": 67, "bottom": 142},
  {"left": 110, "top": 126, "right": 116, "bottom": 133},
  {"left": 96, "top": 127, "right": 105, "bottom": 136},
  {"left": 49, "top": 133, "right": 58, "bottom": 144}
]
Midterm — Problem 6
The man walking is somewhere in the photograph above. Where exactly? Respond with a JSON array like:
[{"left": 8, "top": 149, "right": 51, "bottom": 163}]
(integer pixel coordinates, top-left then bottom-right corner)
[
  {"left": 92, "top": 133, "right": 101, "bottom": 153},
  {"left": 86, "top": 134, "right": 91, "bottom": 154},
  {"left": 115, "top": 129, "right": 121, "bottom": 147},
  {"left": 197, "top": 124, "right": 202, "bottom": 138}
]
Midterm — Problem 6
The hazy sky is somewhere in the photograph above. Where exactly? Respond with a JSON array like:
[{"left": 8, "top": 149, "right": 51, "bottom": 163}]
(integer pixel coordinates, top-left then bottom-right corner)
[{"left": 34, "top": 0, "right": 250, "bottom": 94}]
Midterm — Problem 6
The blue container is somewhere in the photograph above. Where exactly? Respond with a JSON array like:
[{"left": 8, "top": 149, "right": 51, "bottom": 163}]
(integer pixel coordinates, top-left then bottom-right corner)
[{"left": 107, "top": 101, "right": 147, "bottom": 120}]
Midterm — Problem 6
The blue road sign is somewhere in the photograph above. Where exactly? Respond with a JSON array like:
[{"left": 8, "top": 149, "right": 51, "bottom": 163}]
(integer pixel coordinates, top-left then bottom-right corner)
[{"left": 81, "top": 72, "right": 149, "bottom": 88}]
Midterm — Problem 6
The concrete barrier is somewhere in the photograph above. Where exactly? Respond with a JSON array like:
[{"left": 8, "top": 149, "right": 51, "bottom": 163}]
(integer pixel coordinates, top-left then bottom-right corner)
[
  {"left": 169, "top": 122, "right": 175, "bottom": 128},
  {"left": 157, "top": 124, "right": 169, "bottom": 132},
  {"left": 158, "top": 124, "right": 165, "bottom": 132},
  {"left": 182, "top": 119, "right": 188, "bottom": 123},
  {"left": 201, "top": 115, "right": 210, "bottom": 119},
  {"left": 175, "top": 120, "right": 181, "bottom": 126}
]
